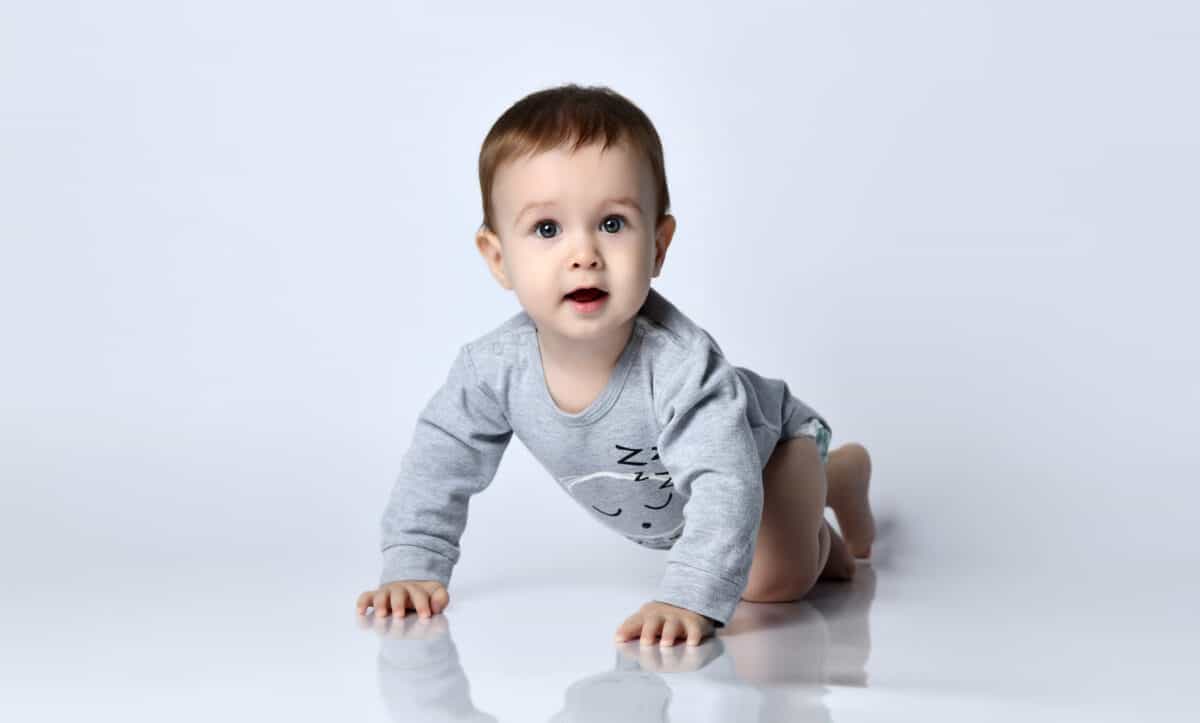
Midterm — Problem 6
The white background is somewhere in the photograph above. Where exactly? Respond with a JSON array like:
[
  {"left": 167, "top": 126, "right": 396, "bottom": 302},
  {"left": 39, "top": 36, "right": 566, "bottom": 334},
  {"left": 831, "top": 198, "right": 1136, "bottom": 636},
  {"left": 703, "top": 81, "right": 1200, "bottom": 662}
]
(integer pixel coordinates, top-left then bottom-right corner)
[{"left": 2, "top": 1, "right": 1197, "bottom": 719}]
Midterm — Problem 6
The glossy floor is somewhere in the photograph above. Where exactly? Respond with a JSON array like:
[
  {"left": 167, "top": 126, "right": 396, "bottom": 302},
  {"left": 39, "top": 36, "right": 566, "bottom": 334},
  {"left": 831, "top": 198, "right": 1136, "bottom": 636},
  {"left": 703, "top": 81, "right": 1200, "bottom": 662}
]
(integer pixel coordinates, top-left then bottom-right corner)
[{"left": 5, "top": 548, "right": 1195, "bottom": 721}]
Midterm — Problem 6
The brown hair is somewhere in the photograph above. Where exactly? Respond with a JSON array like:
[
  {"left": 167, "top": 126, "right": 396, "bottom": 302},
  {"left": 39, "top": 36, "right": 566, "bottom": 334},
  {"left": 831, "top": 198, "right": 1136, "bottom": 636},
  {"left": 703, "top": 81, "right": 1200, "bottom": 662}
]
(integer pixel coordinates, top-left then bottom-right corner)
[{"left": 477, "top": 83, "right": 671, "bottom": 235}]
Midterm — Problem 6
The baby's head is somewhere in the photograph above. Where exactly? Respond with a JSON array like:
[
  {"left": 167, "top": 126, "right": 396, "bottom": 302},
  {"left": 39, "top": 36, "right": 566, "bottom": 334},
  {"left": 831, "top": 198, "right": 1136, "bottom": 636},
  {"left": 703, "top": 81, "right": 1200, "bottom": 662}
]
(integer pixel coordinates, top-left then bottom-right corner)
[{"left": 474, "top": 84, "right": 676, "bottom": 343}]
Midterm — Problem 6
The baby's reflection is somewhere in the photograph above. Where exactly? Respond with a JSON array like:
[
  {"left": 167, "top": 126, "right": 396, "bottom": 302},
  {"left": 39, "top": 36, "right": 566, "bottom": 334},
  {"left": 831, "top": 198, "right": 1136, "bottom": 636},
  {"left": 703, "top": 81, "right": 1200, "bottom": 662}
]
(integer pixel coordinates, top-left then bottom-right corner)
[
  {"left": 368, "top": 610, "right": 497, "bottom": 723},
  {"left": 365, "top": 566, "right": 876, "bottom": 722}
]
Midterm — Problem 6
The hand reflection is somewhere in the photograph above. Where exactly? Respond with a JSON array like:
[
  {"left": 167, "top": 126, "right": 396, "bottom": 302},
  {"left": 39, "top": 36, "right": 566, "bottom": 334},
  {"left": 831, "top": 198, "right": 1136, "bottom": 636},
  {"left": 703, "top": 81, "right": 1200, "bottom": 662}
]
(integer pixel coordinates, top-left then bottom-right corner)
[
  {"left": 614, "top": 633, "right": 725, "bottom": 673},
  {"left": 361, "top": 564, "right": 876, "bottom": 721},
  {"left": 358, "top": 605, "right": 449, "bottom": 640},
  {"left": 368, "top": 611, "right": 498, "bottom": 723}
]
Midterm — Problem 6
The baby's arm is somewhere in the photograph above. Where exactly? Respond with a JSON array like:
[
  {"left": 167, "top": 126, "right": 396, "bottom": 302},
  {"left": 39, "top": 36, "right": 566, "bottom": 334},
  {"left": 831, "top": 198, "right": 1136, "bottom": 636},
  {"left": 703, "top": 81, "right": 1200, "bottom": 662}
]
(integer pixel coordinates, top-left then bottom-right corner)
[
  {"left": 617, "top": 343, "right": 763, "bottom": 643},
  {"left": 358, "top": 343, "right": 513, "bottom": 617}
]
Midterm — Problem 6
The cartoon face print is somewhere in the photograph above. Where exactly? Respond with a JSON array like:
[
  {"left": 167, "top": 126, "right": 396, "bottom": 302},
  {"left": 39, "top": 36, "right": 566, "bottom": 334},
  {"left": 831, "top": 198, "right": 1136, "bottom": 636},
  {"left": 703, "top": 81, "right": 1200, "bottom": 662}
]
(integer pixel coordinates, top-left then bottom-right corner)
[{"left": 559, "top": 444, "right": 686, "bottom": 547}]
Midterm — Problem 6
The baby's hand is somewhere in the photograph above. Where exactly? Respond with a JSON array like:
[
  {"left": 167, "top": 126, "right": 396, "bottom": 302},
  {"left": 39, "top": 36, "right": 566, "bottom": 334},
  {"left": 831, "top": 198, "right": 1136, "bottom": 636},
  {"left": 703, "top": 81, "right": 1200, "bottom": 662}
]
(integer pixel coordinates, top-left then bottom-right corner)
[
  {"left": 614, "top": 600, "right": 716, "bottom": 647},
  {"left": 356, "top": 580, "right": 449, "bottom": 619}
]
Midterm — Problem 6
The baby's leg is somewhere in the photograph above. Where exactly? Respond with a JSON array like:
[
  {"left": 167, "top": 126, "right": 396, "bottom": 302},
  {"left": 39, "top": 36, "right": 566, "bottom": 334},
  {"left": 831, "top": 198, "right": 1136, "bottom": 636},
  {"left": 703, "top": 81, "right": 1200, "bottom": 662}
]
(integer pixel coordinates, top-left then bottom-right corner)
[
  {"left": 743, "top": 436, "right": 855, "bottom": 604},
  {"left": 825, "top": 443, "right": 875, "bottom": 559}
]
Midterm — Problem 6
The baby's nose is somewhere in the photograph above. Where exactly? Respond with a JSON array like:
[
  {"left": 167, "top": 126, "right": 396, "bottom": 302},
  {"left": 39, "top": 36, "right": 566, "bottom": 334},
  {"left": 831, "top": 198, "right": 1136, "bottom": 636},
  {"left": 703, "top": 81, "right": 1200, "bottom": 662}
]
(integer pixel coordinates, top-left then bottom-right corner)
[{"left": 641, "top": 522, "right": 651, "bottom": 529}]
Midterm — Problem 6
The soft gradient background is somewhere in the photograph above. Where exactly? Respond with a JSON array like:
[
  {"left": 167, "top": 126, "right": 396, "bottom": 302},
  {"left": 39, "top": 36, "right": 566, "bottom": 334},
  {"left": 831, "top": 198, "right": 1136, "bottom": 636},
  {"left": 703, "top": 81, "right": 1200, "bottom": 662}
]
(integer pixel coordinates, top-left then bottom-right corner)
[{"left": 3, "top": 1, "right": 1197, "bottom": 720}]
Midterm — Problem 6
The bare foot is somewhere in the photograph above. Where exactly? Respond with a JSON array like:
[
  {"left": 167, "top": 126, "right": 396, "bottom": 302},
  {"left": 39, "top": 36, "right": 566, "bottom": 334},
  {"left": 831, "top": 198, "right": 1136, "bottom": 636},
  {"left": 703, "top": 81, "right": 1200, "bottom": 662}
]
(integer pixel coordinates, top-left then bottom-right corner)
[
  {"left": 819, "top": 522, "right": 857, "bottom": 581},
  {"left": 826, "top": 443, "right": 876, "bottom": 559}
]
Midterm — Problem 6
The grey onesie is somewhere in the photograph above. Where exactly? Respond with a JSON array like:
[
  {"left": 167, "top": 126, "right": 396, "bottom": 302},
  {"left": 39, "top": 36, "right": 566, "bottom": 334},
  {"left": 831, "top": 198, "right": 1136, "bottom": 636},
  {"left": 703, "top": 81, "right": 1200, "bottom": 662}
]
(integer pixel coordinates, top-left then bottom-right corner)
[{"left": 379, "top": 287, "right": 831, "bottom": 627}]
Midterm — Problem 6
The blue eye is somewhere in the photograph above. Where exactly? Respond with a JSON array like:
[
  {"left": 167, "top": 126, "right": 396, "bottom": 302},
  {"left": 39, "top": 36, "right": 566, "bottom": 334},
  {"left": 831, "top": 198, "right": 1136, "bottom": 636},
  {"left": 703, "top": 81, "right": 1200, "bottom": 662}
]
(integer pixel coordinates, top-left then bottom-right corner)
[
  {"left": 601, "top": 215, "right": 627, "bottom": 233},
  {"left": 532, "top": 214, "right": 629, "bottom": 239}
]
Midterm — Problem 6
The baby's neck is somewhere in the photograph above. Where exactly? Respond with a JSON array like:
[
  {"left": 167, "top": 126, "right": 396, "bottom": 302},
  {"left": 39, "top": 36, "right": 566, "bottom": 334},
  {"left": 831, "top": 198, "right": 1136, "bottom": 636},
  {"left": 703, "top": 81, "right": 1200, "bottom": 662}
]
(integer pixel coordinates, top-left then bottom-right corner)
[{"left": 536, "top": 318, "right": 635, "bottom": 377}]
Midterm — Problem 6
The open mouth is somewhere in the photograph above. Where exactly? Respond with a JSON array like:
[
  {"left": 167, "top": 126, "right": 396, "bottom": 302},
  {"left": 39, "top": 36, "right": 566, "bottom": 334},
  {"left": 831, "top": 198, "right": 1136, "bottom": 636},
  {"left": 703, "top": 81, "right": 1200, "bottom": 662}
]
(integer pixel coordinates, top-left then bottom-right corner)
[{"left": 564, "top": 288, "right": 609, "bottom": 303}]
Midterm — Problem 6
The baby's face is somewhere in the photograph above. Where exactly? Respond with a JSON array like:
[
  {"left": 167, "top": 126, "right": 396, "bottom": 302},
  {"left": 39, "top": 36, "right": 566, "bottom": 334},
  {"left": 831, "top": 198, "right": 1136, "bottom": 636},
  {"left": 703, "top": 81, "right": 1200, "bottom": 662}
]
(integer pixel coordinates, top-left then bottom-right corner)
[{"left": 477, "top": 140, "right": 674, "bottom": 344}]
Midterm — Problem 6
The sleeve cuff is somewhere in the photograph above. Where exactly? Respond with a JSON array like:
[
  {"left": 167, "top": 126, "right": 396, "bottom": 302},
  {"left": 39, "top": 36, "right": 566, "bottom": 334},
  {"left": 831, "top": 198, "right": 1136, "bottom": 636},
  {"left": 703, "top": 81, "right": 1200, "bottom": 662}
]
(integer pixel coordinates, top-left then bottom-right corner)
[
  {"left": 380, "top": 544, "right": 456, "bottom": 587},
  {"left": 651, "top": 560, "right": 745, "bottom": 628}
]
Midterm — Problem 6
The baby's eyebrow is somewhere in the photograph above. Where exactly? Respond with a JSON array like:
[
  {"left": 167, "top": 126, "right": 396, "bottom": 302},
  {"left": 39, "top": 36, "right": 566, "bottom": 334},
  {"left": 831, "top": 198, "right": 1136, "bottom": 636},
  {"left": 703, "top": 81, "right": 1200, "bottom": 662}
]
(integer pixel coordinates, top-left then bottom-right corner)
[{"left": 515, "top": 196, "right": 642, "bottom": 224}]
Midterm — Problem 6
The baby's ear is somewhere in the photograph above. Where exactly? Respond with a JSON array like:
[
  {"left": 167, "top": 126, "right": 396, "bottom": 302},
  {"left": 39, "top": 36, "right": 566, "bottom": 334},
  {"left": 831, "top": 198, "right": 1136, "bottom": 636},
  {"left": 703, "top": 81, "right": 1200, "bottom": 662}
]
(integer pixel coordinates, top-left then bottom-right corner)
[
  {"left": 652, "top": 214, "right": 676, "bottom": 277},
  {"left": 475, "top": 226, "right": 511, "bottom": 290}
]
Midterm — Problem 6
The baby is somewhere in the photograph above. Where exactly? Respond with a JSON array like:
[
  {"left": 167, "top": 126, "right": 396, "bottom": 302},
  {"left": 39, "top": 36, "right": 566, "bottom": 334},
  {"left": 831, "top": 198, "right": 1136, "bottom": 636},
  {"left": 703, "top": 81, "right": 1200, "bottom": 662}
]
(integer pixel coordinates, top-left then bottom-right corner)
[{"left": 355, "top": 83, "right": 875, "bottom": 647}]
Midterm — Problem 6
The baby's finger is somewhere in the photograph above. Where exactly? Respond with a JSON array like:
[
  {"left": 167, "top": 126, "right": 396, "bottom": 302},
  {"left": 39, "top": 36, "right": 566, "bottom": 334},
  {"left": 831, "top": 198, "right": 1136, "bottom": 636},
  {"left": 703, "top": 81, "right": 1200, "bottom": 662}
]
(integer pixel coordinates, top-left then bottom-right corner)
[
  {"left": 356, "top": 590, "right": 374, "bottom": 614},
  {"left": 373, "top": 589, "right": 391, "bottom": 616},
  {"left": 659, "top": 618, "right": 682, "bottom": 647},
  {"left": 429, "top": 585, "right": 449, "bottom": 615},
  {"left": 614, "top": 613, "right": 642, "bottom": 642},
  {"left": 685, "top": 620, "right": 703, "bottom": 646},
  {"left": 640, "top": 614, "right": 664, "bottom": 646},
  {"left": 409, "top": 587, "right": 432, "bottom": 618},
  {"left": 389, "top": 588, "right": 408, "bottom": 617}
]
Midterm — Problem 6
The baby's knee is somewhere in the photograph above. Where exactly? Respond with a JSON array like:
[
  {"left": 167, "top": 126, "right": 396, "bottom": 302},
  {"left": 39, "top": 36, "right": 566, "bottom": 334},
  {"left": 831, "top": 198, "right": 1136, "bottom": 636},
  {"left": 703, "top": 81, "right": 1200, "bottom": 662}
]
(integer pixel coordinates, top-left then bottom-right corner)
[{"left": 743, "top": 523, "right": 829, "bottom": 603}]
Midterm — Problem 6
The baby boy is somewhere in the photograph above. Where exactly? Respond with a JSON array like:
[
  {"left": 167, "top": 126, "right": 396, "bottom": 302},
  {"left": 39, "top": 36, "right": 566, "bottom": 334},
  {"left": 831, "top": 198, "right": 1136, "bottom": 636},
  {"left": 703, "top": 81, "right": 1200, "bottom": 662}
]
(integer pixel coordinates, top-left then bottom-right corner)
[{"left": 355, "top": 83, "right": 875, "bottom": 647}]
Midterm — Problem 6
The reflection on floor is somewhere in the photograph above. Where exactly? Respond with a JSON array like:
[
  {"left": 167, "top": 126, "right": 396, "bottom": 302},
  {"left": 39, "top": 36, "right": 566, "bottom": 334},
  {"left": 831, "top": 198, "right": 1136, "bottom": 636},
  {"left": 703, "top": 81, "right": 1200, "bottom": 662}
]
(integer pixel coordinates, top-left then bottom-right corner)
[
  {"left": 360, "top": 553, "right": 1197, "bottom": 722},
  {"left": 369, "top": 566, "right": 876, "bottom": 722}
]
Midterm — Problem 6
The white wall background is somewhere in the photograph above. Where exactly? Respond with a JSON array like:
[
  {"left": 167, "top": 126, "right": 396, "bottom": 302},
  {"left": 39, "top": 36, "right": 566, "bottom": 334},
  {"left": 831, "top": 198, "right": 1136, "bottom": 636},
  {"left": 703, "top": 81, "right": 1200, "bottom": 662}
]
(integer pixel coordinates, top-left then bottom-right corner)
[{"left": 3, "top": 0, "right": 1197, "bottom": 623}]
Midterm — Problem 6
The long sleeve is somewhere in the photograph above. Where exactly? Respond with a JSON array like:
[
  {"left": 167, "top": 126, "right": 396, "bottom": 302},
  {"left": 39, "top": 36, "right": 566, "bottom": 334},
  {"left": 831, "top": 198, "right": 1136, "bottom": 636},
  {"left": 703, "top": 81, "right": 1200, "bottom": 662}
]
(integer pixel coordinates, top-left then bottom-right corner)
[
  {"left": 650, "top": 344, "right": 764, "bottom": 628},
  {"left": 379, "top": 343, "right": 514, "bottom": 587}
]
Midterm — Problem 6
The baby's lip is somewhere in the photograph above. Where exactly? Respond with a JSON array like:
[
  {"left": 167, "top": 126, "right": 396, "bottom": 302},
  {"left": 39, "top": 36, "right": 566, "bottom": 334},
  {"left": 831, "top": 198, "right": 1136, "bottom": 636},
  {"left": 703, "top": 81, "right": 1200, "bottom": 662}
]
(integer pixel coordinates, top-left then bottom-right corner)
[{"left": 563, "top": 286, "right": 609, "bottom": 298}]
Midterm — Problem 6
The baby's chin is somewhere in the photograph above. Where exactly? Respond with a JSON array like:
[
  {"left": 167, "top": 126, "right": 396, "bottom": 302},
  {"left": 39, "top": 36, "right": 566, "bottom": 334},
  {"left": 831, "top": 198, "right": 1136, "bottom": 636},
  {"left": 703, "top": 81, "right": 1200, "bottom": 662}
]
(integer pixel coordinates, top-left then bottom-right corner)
[{"left": 545, "top": 302, "right": 635, "bottom": 337}]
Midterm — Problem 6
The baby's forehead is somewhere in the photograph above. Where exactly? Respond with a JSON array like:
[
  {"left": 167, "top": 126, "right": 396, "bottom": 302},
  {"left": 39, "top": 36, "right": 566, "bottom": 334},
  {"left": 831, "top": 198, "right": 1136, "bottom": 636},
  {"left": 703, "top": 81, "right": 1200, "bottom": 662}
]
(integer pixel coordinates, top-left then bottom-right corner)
[{"left": 497, "top": 145, "right": 651, "bottom": 198}]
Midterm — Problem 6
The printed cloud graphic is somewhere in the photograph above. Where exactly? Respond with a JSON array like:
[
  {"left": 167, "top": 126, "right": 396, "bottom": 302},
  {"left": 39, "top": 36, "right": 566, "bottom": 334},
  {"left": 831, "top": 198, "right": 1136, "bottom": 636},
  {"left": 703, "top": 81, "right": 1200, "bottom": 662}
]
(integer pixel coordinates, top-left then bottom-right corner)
[{"left": 561, "top": 459, "right": 686, "bottom": 548}]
